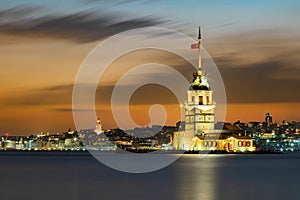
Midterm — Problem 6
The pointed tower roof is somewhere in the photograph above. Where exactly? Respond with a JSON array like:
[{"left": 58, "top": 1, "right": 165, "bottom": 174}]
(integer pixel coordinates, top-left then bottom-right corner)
[
  {"left": 198, "top": 26, "right": 202, "bottom": 40},
  {"left": 190, "top": 27, "right": 210, "bottom": 91}
]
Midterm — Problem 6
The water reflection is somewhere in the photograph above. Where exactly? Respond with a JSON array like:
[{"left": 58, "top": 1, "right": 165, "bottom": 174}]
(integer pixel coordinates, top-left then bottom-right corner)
[
  {"left": 1, "top": 152, "right": 300, "bottom": 200},
  {"left": 175, "top": 155, "right": 218, "bottom": 200},
  {"left": 175, "top": 154, "right": 300, "bottom": 200}
]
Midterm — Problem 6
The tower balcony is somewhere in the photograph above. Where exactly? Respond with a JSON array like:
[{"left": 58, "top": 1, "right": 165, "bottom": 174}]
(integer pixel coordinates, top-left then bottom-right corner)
[
  {"left": 184, "top": 101, "right": 216, "bottom": 111},
  {"left": 184, "top": 100, "right": 216, "bottom": 106}
]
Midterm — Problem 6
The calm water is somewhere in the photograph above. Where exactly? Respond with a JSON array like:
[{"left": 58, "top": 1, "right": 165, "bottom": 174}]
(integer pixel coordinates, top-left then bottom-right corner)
[{"left": 0, "top": 152, "right": 299, "bottom": 200}]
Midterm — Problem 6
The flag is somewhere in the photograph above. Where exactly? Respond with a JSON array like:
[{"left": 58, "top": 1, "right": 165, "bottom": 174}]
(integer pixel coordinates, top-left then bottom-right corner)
[{"left": 191, "top": 43, "right": 199, "bottom": 49}]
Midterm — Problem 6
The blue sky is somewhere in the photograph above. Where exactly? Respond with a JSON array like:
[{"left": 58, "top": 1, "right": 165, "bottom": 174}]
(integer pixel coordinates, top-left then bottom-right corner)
[{"left": 1, "top": 0, "right": 299, "bottom": 37}]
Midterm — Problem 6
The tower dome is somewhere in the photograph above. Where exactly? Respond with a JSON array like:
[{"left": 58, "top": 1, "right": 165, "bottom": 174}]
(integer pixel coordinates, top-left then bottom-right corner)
[{"left": 190, "top": 71, "right": 210, "bottom": 91}]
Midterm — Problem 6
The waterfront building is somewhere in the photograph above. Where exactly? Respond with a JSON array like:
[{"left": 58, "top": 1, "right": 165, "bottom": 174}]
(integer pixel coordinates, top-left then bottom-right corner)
[
  {"left": 173, "top": 28, "right": 255, "bottom": 152},
  {"left": 173, "top": 27, "right": 215, "bottom": 150},
  {"left": 190, "top": 134, "right": 255, "bottom": 152},
  {"left": 4, "top": 139, "right": 16, "bottom": 150}
]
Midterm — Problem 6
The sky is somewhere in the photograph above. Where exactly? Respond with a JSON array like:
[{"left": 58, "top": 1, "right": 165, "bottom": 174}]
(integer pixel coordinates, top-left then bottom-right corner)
[{"left": 0, "top": 0, "right": 299, "bottom": 135}]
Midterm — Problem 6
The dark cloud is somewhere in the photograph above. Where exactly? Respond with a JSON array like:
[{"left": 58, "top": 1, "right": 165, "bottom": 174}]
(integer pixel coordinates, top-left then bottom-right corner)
[
  {"left": 1, "top": 50, "right": 193, "bottom": 108},
  {"left": 39, "top": 84, "right": 73, "bottom": 92},
  {"left": 1, "top": 31, "right": 300, "bottom": 107},
  {"left": 0, "top": 5, "right": 165, "bottom": 42},
  {"left": 2, "top": 84, "right": 73, "bottom": 106},
  {"left": 207, "top": 30, "right": 300, "bottom": 104},
  {"left": 51, "top": 108, "right": 95, "bottom": 113},
  {"left": 212, "top": 22, "right": 235, "bottom": 29},
  {"left": 220, "top": 61, "right": 300, "bottom": 103},
  {"left": 0, "top": 5, "right": 41, "bottom": 17},
  {"left": 2, "top": 84, "right": 179, "bottom": 109}
]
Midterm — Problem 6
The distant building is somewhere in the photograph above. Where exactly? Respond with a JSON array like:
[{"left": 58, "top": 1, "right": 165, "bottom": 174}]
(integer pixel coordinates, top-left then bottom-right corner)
[
  {"left": 82, "top": 116, "right": 116, "bottom": 151},
  {"left": 265, "top": 112, "right": 273, "bottom": 126},
  {"left": 95, "top": 117, "right": 102, "bottom": 135}
]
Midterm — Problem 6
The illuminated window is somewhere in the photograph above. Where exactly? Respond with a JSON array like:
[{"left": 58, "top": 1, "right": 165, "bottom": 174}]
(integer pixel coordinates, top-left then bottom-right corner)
[
  {"left": 238, "top": 141, "right": 242, "bottom": 147},
  {"left": 199, "top": 96, "right": 203, "bottom": 105},
  {"left": 213, "top": 141, "right": 217, "bottom": 147},
  {"left": 246, "top": 141, "right": 251, "bottom": 147}
]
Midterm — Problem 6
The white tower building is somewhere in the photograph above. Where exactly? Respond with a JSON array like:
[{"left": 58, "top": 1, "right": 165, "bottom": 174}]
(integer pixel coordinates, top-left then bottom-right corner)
[
  {"left": 95, "top": 117, "right": 102, "bottom": 135},
  {"left": 173, "top": 27, "right": 216, "bottom": 150}
]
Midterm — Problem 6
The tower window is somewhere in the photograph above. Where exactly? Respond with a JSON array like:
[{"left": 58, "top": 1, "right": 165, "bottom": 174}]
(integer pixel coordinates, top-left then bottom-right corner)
[
  {"left": 199, "top": 96, "right": 203, "bottom": 105},
  {"left": 206, "top": 96, "right": 210, "bottom": 105},
  {"left": 192, "top": 96, "right": 195, "bottom": 102}
]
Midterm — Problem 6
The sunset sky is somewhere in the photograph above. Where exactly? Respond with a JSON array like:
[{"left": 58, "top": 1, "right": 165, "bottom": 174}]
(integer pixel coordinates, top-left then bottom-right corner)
[{"left": 0, "top": 0, "right": 299, "bottom": 135}]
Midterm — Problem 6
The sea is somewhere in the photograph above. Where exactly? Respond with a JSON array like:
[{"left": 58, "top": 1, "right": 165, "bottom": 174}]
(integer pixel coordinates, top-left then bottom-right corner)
[{"left": 0, "top": 151, "right": 299, "bottom": 200}]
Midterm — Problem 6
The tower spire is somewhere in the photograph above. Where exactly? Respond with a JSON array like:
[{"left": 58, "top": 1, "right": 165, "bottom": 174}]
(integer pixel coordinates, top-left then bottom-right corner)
[{"left": 198, "top": 27, "right": 202, "bottom": 73}]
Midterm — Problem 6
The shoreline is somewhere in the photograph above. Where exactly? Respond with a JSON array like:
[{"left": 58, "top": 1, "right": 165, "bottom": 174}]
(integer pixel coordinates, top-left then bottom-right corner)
[{"left": 0, "top": 149, "right": 285, "bottom": 154}]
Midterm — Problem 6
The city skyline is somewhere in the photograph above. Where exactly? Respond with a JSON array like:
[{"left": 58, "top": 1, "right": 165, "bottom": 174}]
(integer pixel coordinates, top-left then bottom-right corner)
[{"left": 0, "top": 0, "right": 300, "bottom": 135}]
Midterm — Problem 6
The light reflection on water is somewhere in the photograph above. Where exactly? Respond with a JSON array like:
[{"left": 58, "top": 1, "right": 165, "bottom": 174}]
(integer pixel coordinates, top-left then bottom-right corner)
[
  {"left": 176, "top": 155, "right": 217, "bottom": 200},
  {"left": 175, "top": 154, "right": 300, "bottom": 200},
  {"left": 1, "top": 152, "right": 300, "bottom": 200}
]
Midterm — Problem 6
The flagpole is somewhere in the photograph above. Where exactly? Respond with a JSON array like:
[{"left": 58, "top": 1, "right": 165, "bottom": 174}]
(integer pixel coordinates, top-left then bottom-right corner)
[{"left": 198, "top": 27, "right": 202, "bottom": 74}]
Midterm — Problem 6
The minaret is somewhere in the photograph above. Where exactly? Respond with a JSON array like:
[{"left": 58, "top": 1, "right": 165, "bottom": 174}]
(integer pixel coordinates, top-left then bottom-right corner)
[
  {"left": 177, "top": 27, "right": 216, "bottom": 150},
  {"left": 95, "top": 117, "right": 102, "bottom": 135}
]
